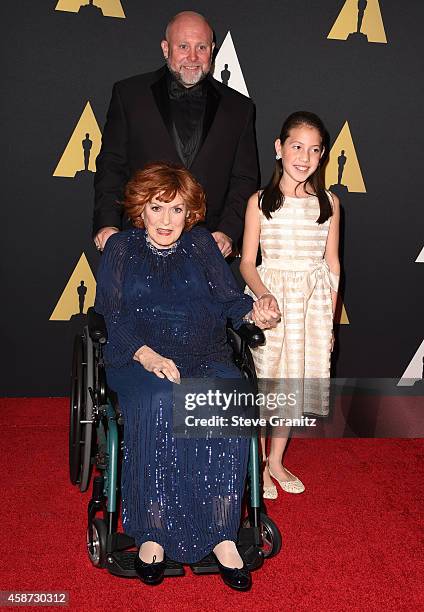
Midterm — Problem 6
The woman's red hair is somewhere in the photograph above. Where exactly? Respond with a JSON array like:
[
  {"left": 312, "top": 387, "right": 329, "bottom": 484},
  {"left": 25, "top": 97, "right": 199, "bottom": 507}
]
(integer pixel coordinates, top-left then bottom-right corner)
[{"left": 124, "top": 162, "right": 206, "bottom": 230}]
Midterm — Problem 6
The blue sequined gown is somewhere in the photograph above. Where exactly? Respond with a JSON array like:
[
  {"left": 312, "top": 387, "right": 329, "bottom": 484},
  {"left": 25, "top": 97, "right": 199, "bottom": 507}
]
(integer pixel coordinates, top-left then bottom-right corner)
[{"left": 94, "top": 227, "right": 254, "bottom": 563}]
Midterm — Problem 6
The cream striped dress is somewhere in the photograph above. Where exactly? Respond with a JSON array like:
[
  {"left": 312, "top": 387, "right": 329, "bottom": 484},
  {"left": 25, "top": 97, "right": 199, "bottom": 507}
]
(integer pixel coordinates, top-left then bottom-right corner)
[{"left": 246, "top": 193, "right": 338, "bottom": 417}]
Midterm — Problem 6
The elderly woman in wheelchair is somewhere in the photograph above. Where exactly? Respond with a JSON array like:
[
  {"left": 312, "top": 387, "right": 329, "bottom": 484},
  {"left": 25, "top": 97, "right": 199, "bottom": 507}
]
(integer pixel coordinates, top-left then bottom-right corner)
[{"left": 90, "top": 162, "right": 279, "bottom": 590}]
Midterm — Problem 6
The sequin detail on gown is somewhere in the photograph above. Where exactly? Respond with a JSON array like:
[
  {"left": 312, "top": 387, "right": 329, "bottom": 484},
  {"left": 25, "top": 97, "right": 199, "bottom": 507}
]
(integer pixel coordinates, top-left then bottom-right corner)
[{"left": 95, "top": 227, "right": 253, "bottom": 563}]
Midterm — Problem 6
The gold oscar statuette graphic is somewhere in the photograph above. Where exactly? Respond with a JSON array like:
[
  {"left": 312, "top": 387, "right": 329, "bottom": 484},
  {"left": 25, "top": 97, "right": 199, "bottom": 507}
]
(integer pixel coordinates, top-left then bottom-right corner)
[
  {"left": 328, "top": 0, "right": 386, "bottom": 43},
  {"left": 50, "top": 253, "right": 96, "bottom": 321},
  {"left": 53, "top": 101, "right": 102, "bottom": 178},
  {"left": 325, "top": 121, "right": 366, "bottom": 194},
  {"left": 334, "top": 302, "right": 349, "bottom": 325},
  {"left": 55, "top": 0, "right": 125, "bottom": 18}
]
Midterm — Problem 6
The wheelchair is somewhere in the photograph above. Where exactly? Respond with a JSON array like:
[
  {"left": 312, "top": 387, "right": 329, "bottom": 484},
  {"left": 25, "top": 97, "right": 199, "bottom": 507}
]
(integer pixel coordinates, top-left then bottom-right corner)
[{"left": 69, "top": 307, "right": 282, "bottom": 578}]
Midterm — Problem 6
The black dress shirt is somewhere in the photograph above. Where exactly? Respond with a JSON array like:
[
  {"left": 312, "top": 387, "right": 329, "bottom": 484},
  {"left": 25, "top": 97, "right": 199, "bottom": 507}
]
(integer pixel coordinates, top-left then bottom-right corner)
[{"left": 167, "top": 71, "right": 207, "bottom": 168}]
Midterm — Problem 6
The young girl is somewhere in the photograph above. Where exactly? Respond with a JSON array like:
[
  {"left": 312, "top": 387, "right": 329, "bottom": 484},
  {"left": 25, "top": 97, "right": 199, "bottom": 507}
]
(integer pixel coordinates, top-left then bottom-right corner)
[{"left": 240, "top": 111, "right": 340, "bottom": 499}]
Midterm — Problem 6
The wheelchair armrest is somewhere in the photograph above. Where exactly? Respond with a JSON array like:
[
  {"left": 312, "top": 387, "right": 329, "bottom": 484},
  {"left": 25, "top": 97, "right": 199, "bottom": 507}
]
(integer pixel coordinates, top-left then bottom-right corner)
[
  {"left": 87, "top": 307, "right": 108, "bottom": 344},
  {"left": 236, "top": 323, "right": 265, "bottom": 348},
  {"left": 228, "top": 323, "right": 265, "bottom": 350}
]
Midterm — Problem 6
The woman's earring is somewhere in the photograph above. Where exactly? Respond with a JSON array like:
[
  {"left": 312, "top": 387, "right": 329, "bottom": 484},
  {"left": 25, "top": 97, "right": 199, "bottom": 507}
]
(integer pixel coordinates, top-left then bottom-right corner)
[{"left": 275, "top": 153, "right": 282, "bottom": 160}]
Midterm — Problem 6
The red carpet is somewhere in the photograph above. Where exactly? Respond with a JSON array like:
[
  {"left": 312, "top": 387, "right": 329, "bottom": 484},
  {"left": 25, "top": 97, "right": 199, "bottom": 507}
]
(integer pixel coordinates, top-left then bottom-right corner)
[{"left": 1, "top": 398, "right": 423, "bottom": 612}]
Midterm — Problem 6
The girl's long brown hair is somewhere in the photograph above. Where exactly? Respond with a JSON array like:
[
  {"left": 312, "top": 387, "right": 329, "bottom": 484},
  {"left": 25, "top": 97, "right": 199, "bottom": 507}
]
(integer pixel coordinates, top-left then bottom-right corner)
[{"left": 260, "top": 111, "right": 332, "bottom": 224}]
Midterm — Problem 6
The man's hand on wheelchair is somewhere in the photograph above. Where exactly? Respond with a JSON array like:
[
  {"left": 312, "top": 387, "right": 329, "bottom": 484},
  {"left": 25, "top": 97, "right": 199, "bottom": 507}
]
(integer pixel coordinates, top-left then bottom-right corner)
[
  {"left": 133, "top": 345, "right": 181, "bottom": 384},
  {"left": 94, "top": 226, "right": 119, "bottom": 251},
  {"left": 212, "top": 231, "right": 233, "bottom": 258}
]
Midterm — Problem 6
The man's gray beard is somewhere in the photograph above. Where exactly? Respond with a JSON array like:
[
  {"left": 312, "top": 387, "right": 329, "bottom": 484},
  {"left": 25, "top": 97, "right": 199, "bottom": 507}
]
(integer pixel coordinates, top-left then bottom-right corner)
[{"left": 166, "top": 61, "right": 209, "bottom": 88}]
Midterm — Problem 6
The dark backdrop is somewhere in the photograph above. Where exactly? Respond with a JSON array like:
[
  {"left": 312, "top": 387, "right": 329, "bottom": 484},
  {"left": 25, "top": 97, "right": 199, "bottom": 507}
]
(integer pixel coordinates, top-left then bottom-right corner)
[{"left": 2, "top": 1, "right": 423, "bottom": 395}]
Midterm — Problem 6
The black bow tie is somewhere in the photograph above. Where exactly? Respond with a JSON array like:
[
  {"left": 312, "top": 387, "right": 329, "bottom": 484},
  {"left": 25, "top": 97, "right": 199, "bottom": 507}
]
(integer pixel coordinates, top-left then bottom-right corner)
[{"left": 168, "top": 78, "right": 206, "bottom": 100}]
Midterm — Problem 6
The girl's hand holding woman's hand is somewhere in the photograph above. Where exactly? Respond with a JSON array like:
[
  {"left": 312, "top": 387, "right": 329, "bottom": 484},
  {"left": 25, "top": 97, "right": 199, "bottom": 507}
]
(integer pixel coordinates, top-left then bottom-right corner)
[
  {"left": 252, "top": 293, "right": 281, "bottom": 329},
  {"left": 257, "top": 293, "right": 280, "bottom": 314},
  {"left": 133, "top": 346, "right": 181, "bottom": 383}
]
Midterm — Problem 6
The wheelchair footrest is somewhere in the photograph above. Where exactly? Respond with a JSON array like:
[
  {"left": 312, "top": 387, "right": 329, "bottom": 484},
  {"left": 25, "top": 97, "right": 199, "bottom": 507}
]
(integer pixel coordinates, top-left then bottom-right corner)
[
  {"left": 190, "top": 554, "right": 219, "bottom": 574},
  {"left": 110, "top": 532, "right": 135, "bottom": 552},
  {"left": 190, "top": 543, "right": 264, "bottom": 574},
  {"left": 106, "top": 551, "right": 184, "bottom": 577},
  {"left": 238, "top": 544, "right": 264, "bottom": 571},
  {"left": 237, "top": 526, "right": 264, "bottom": 571}
]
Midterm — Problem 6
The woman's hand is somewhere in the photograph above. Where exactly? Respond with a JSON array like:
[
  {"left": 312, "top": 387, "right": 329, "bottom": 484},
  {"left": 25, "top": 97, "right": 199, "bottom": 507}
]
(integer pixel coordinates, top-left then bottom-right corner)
[
  {"left": 251, "top": 310, "right": 280, "bottom": 329},
  {"left": 134, "top": 345, "right": 181, "bottom": 383},
  {"left": 252, "top": 294, "right": 281, "bottom": 328}
]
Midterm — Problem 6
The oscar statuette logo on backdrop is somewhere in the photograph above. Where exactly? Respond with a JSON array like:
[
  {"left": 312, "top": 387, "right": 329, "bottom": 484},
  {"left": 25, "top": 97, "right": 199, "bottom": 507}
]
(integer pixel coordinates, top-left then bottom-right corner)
[
  {"left": 53, "top": 101, "right": 102, "bottom": 179},
  {"left": 398, "top": 340, "right": 424, "bottom": 387},
  {"left": 55, "top": 0, "right": 125, "bottom": 19},
  {"left": 212, "top": 31, "right": 249, "bottom": 97},
  {"left": 325, "top": 121, "right": 367, "bottom": 326},
  {"left": 325, "top": 121, "right": 366, "bottom": 197},
  {"left": 327, "top": 0, "right": 387, "bottom": 43},
  {"left": 49, "top": 254, "right": 96, "bottom": 323},
  {"left": 398, "top": 249, "right": 424, "bottom": 386}
]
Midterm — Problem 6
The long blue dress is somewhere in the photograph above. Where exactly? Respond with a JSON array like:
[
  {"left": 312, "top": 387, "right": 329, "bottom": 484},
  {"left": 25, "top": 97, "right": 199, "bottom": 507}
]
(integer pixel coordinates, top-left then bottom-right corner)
[{"left": 94, "top": 226, "right": 254, "bottom": 563}]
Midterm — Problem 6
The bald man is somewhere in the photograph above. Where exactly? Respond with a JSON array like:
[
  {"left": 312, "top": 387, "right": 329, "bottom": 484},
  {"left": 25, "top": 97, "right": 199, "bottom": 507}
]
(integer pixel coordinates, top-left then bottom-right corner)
[{"left": 93, "top": 11, "right": 259, "bottom": 257}]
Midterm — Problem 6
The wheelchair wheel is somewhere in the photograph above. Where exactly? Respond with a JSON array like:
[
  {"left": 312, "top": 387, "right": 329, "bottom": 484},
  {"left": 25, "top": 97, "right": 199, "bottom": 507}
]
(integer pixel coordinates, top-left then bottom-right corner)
[
  {"left": 69, "top": 334, "right": 85, "bottom": 485},
  {"left": 87, "top": 518, "right": 107, "bottom": 568},
  {"left": 242, "top": 513, "right": 282, "bottom": 559},
  {"left": 79, "top": 328, "right": 95, "bottom": 493}
]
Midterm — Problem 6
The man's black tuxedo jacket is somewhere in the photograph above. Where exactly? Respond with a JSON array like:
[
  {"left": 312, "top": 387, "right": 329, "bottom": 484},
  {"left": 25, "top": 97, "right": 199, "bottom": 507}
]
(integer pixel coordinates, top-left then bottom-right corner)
[{"left": 93, "top": 66, "right": 259, "bottom": 245}]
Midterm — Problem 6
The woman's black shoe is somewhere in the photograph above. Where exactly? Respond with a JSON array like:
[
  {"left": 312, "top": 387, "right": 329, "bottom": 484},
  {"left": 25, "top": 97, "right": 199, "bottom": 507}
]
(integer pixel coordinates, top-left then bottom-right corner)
[
  {"left": 134, "top": 553, "right": 166, "bottom": 585},
  {"left": 214, "top": 556, "right": 252, "bottom": 591}
]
